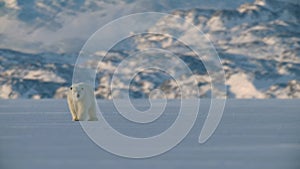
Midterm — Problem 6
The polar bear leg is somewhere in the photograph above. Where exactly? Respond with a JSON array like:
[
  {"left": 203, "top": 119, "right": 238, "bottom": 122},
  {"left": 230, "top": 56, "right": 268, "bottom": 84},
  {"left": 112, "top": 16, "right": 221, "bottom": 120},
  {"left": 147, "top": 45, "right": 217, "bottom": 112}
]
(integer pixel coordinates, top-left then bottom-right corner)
[
  {"left": 78, "top": 110, "right": 88, "bottom": 121},
  {"left": 77, "top": 105, "right": 88, "bottom": 121},
  {"left": 88, "top": 108, "right": 98, "bottom": 121},
  {"left": 88, "top": 101, "right": 98, "bottom": 121},
  {"left": 67, "top": 98, "right": 78, "bottom": 121}
]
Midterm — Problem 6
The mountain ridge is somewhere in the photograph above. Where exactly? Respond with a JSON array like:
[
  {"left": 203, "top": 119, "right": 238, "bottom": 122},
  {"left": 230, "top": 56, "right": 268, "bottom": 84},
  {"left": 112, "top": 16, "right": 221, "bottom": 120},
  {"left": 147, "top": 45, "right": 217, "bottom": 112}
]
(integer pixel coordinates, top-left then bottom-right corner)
[{"left": 0, "top": 0, "right": 299, "bottom": 99}]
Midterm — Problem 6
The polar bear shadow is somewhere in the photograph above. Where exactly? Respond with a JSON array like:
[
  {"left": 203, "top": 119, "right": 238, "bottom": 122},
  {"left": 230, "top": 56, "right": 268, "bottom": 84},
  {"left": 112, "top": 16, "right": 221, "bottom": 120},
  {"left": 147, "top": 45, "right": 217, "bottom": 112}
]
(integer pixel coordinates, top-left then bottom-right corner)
[{"left": 67, "top": 82, "right": 98, "bottom": 121}]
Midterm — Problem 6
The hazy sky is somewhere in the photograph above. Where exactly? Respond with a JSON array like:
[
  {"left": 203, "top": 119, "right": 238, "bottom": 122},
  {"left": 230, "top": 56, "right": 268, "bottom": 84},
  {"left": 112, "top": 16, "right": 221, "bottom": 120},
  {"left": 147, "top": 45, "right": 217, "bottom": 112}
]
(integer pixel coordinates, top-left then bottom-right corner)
[{"left": 0, "top": 0, "right": 298, "bottom": 53}]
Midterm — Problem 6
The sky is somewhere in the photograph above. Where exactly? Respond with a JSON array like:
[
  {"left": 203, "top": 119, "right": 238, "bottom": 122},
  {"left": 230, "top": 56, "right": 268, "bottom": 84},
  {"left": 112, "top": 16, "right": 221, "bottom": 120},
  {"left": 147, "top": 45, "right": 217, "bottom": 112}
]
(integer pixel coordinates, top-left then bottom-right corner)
[
  {"left": 0, "top": 0, "right": 254, "bottom": 53},
  {"left": 0, "top": 0, "right": 298, "bottom": 53}
]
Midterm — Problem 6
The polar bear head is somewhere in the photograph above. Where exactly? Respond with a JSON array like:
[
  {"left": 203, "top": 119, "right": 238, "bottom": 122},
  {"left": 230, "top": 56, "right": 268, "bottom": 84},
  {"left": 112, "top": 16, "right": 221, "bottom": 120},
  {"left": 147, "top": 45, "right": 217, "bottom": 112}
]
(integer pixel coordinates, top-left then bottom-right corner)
[{"left": 69, "top": 83, "right": 86, "bottom": 100}]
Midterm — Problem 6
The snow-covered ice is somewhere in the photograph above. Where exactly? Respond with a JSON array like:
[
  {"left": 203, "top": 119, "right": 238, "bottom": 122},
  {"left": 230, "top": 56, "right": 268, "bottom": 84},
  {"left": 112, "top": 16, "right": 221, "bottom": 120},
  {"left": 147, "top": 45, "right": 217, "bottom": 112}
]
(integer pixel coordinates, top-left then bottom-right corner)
[{"left": 0, "top": 99, "right": 299, "bottom": 169}]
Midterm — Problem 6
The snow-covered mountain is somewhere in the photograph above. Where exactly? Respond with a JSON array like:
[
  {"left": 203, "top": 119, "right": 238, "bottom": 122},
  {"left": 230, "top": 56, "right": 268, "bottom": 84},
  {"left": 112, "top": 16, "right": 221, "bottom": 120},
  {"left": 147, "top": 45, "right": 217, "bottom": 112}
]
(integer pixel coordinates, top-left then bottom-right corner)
[
  {"left": 0, "top": 0, "right": 250, "bottom": 53},
  {"left": 125, "top": 0, "right": 300, "bottom": 98},
  {"left": 0, "top": 49, "right": 76, "bottom": 99},
  {"left": 0, "top": 0, "right": 299, "bottom": 99}
]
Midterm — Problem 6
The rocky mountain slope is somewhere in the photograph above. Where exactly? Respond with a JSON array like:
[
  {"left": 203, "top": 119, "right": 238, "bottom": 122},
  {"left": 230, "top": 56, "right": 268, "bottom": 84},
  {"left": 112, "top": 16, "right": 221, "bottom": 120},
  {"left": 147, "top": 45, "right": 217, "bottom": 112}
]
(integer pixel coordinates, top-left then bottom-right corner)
[
  {"left": 127, "top": 0, "right": 300, "bottom": 98},
  {"left": 0, "top": 0, "right": 299, "bottom": 99}
]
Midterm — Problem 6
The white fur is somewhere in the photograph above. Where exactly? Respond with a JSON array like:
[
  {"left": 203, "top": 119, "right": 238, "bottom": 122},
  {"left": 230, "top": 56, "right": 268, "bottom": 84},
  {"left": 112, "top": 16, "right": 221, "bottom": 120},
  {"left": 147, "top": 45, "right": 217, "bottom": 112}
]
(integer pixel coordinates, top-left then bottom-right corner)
[{"left": 67, "top": 83, "right": 98, "bottom": 121}]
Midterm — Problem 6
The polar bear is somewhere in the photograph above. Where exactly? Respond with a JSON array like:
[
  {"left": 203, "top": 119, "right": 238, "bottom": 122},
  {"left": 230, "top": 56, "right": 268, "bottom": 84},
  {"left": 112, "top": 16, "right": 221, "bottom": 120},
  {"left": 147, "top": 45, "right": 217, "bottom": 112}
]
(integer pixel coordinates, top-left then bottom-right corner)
[{"left": 67, "top": 82, "right": 98, "bottom": 121}]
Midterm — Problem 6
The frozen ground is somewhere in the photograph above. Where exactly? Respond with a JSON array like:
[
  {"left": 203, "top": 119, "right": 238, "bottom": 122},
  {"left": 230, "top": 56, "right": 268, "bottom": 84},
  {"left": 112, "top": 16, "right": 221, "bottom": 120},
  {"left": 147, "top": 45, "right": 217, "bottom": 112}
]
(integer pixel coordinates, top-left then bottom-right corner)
[{"left": 0, "top": 99, "right": 299, "bottom": 169}]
